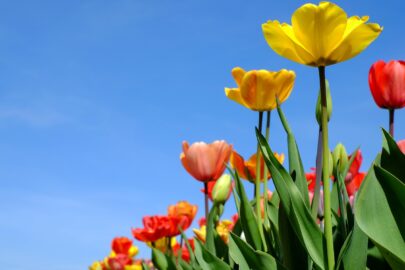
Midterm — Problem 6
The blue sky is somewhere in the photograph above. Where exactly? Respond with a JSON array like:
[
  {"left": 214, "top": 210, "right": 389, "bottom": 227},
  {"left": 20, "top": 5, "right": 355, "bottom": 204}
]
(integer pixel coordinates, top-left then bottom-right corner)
[{"left": 0, "top": 0, "right": 404, "bottom": 269}]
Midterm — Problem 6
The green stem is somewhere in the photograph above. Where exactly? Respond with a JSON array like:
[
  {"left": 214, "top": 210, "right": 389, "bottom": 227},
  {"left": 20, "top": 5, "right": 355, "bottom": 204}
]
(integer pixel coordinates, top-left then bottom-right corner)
[
  {"left": 263, "top": 111, "right": 271, "bottom": 226},
  {"left": 255, "top": 111, "right": 265, "bottom": 248},
  {"left": 319, "top": 66, "right": 334, "bottom": 270}
]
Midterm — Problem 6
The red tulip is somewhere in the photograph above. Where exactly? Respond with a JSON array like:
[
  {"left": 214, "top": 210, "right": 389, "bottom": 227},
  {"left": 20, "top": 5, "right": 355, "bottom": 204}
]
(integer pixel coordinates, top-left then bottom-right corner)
[
  {"left": 369, "top": 60, "right": 405, "bottom": 109},
  {"left": 132, "top": 216, "right": 172, "bottom": 242},
  {"left": 180, "top": 140, "right": 232, "bottom": 182},
  {"left": 345, "top": 172, "right": 366, "bottom": 197},
  {"left": 111, "top": 237, "right": 132, "bottom": 255},
  {"left": 398, "top": 140, "right": 405, "bottom": 154},
  {"left": 346, "top": 150, "right": 363, "bottom": 182}
]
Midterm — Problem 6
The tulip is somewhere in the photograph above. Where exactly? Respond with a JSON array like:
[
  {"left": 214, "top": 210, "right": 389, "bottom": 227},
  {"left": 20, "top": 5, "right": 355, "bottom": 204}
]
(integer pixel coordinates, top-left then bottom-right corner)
[
  {"left": 346, "top": 150, "right": 363, "bottom": 182},
  {"left": 262, "top": 2, "right": 382, "bottom": 67},
  {"left": 132, "top": 215, "right": 188, "bottom": 243},
  {"left": 193, "top": 219, "right": 235, "bottom": 244},
  {"left": 89, "top": 261, "right": 104, "bottom": 270},
  {"left": 262, "top": 4, "right": 381, "bottom": 264},
  {"left": 398, "top": 140, "right": 405, "bottom": 154},
  {"left": 230, "top": 150, "right": 284, "bottom": 182},
  {"left": 369, "top": 60, "right": 405, "bottom": 136},
  {"left": 211, "top": 174, "right": 232, "bottom": 204},
  {"left": 332, "top": 143, "right": 348, "bottom": 175},
  {"left": 167, "top": 201, "right": 198, "bottom": 229},
  {"left": 111, "top": 237, "right": 134, "bottom": 256},
  {"left": 180, "top": 140, "right": 232, "bottom": 182},
  {"left": 225, "top": 67, "right": 295, "bottom": 111},
  {"left": 181, "top": 140, "right": 232, "bottom": 220},
  {"left": 345, "top": 172, "right": 365, "bottom": 197}
]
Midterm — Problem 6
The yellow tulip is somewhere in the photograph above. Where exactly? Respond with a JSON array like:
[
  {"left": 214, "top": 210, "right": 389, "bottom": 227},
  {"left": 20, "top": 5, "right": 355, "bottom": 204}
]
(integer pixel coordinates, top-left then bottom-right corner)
[
  {"left": 225, "top": 67, "right": 295, "bottom": 111},
  {"left": 262, "top": 1, "right": 382, "bottom": 66},
  {"left": 88, "top": 261, "right": 103, "bottom": 270},
  {"left": 125, "top": 265, "right": 143, "bottom": 270}
]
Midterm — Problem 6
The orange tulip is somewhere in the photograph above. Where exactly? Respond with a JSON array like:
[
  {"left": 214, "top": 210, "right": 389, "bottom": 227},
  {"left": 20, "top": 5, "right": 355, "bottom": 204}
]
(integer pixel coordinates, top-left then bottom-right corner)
[
  {"left": 230, "top": 150, "right": 284, "bottom": 182},
  {"left": 180, "top": 140, "right": 232, "bottom": 182},
  {"left": 168, "top": 201, "right": 198, "bottom": 228}
]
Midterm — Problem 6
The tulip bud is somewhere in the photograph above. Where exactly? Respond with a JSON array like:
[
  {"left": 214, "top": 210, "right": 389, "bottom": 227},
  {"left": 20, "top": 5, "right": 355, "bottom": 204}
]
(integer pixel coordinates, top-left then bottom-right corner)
[
  {"left": 212, "top": 174, "right": 232, "bottom": 204},
  {"left": 332, "top": 143, "right": 348, "bottom": 175},
  {"left": 316, "top": 80, "right": 333, "bottom": 125}
]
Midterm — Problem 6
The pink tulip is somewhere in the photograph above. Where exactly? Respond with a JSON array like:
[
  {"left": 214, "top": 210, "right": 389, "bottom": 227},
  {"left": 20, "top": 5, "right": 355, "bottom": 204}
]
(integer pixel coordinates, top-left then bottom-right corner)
[{"left": 180, "top": 140, "right": 232, "bottom": 182}]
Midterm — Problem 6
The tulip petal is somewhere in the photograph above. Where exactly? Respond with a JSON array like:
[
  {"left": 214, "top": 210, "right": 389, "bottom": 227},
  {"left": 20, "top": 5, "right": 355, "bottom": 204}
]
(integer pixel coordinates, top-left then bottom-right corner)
[
  {"left": 274, "top": 70, "right": 295, "bottom": 105},
  {"left": 328, "top": 16, "right": 382, "bottom": 64},
  {"left": 291, "top": 2, "right": 347, "bottom": 64},
  {"left": 225, "top": 88, "right": 247, "bottom": 108},
  {"left": 262, "top": 20, "right": 314, "bottom": 65},
  {"left": 230, "top": 150, "right": 248, "bottom": 180},
  {"left": 232, "top": 67, "right": 245, "bottom": 87}
]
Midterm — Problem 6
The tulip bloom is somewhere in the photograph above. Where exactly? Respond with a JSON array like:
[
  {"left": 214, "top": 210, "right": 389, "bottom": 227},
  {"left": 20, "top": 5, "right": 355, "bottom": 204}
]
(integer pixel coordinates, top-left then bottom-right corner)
[
  {"left": 180, "top": 140, "right": 232, "bottom": 182},
  {"left": 225, "top": 67, "right": 295, "bottom": 111},
  {"left": 193, "top": 219, "right": 235, "bottom": 244},
  {"left": 132, "top": 215, "right": 188, "bottom": 243},
  {"left": 168, "top": 201, "right": 197, "bottom": 228},
  {"left": 111, "top": 237, "right": 134, "bottom": 256},
  {"left": 262, "top": 2, "right": 382, "bottom": 67},
  {"left": 230, "top": 150, "right": 285, "bottom": 182},
  {"left": 369, "top": 60, "right": 405, "bottom": 109}
]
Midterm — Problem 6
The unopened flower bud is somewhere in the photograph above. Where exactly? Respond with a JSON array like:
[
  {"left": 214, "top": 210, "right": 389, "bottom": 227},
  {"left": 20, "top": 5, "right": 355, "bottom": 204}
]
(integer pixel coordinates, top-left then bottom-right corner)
[
  {"left": 212, "top": 174, "right": 232, "bottom": 204},
  {"left": 316, "top": 80, "right": 333, "bottom": 125},
  {"left": 332, "top": 143, "right": 348, "bottom": 175}
]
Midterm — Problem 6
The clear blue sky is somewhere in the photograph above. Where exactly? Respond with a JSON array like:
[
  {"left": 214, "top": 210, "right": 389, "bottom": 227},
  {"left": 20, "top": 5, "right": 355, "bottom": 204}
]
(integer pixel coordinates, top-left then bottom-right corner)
[{"left": 0, "top": 0, "right": 404, "bottom": 269}]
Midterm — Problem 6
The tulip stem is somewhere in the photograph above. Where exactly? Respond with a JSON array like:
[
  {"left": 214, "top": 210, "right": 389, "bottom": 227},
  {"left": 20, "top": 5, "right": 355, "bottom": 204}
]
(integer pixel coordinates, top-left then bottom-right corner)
[
  {"left": 255, "top": 111, "right": 265, "bottom": 247},
  {"left": 319, "top": 66, "right": 334, "bottom": 270},
  {"left": 204, "top": 182, "right": 209, "bottom": 222},
  {"left": 389, "top": 109, "right": 395, "bottom": 137},
  {"left": 263, "top": 111, "right": 271, "bottom": 226}
]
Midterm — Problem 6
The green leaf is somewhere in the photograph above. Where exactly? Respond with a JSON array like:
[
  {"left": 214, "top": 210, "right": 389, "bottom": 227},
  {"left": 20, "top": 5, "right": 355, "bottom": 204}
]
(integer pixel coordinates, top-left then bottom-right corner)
[
  {"left": 178, "top": 259, "right": 193, "bottom": 270},
  {"left": 228, "top": 233, "right": 282, "bottom": 270},
  {"left": 152, "top": 248, "right": 177, "bottom": 270},
  {"left": 232, "top": 169, "right": 263, "bottom": 250},
  {"left": 356, "top": 163, "right": 405, "bottom": 269},
  {"left": 142, "top": 262, "right": 151, "bottom": 270},
  {"left": 381, "top": 129, "right": 405, "bottom": 183},
  {"left": 205, "top": 204, "right": 217, "bottom": 254},
  {"left": 278, "top": 204, "right": 308, "bottom": 269},
  {"left": 336, "top": 221, "right": 368, "bottom": 270},
  {"left": 277, "top": 104, "right": 310, "bottom": 206},
  {"left": 257, "top": 130, "right": 326, "bottom": 270},
  {"left": 179, "top": 228, "right": 198, "bottom": 268},
  {"left": 194, "top": 239, "right": 231, "bottom": 270}
]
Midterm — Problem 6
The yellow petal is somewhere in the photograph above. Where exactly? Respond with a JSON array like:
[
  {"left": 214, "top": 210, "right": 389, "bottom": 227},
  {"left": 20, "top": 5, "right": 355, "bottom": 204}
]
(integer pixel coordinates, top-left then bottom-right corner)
[
  {"left": 291, "top": 2, "right": 347, "bottom": 65},
  {"left": 128, "top": 245, "right": 139, "bottom": 257},
  {"left": 232, "top": 67, "right": 245, "bottom": 87},
  {"left": 225, "top": 88, "right": 249, "bottom": 108},
  {"left": 262, "top": 20, "right": 313, "bottom": 65},
  {"left": 328, "top": 16, "right": 382, "bottom": 63},
  {"left": 275, "top": 70, "right": 296, "bottom": 104}
]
